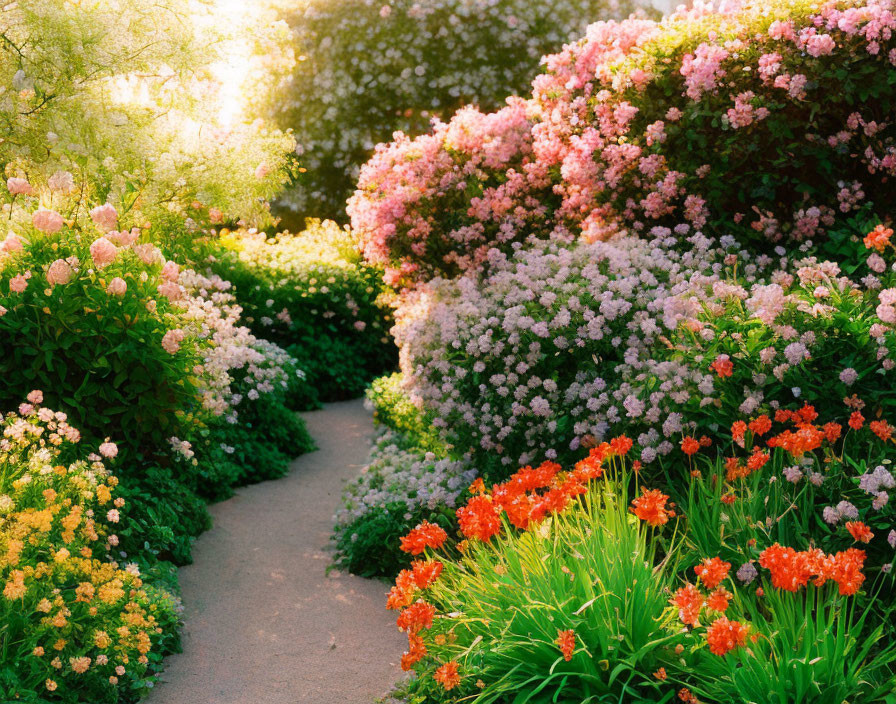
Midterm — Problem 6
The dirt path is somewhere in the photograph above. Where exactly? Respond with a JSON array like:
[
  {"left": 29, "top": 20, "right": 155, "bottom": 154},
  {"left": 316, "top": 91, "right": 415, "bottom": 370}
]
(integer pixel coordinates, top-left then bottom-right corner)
[{"left": 146, "top": 399, "right": 405, "bottom": 704}]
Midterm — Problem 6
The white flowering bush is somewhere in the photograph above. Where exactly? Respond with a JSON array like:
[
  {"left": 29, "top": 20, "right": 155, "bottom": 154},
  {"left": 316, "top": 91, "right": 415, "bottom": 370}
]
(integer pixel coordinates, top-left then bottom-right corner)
[
  {"left": 211, "top": 221, "right": 396, "bottom": 404},
  {"left": 269, "top": 0, "right": 648, "bottom": 220}
]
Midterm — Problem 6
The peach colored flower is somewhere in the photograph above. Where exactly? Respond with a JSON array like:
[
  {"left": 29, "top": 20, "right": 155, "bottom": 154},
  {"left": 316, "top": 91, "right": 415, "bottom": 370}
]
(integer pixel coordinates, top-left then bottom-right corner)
[
  {"left": 46, "top": 259, "right": 73, "bottom": 287},
  {"left": 106, "top": 277, "right": 127, "bottom": 296},
  {"left": 89, "top": 237, "right": 118, "bottom": 269},
  {"left": 89, "top": 203, "right": 118, "bottom": 232},
  {"left": 32, "top": 209, "right": 64, "bottom": 234},
  {"left": 7, "top": 177, "right": 33, "bottom": 195}
]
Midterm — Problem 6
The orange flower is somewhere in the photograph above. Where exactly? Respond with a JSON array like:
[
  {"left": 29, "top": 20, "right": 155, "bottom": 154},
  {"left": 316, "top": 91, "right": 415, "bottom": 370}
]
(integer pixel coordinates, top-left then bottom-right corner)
[
  {"left": 411, "top": 560, "right": 444, "bottom": 589},
  {"left": 400, "top": 521, "right": 448, "bottom": 555},
  {"left": 822, "top": 422, "right": 842, "bottom": 443},
  {"left": 609, "top": 435, "right": 634, "bottom": 456},
  {"left": 397, "top": 601, "right": 436, "bottom": 633},
  {"left": 468, "top": 478, "right": 486, "bottom": 495},
  {"left": 759, "top": 543, "right": 867, "bottom": 595},
  {"left": 849, "top": 411, "right": 865, "bottom": 430},
  {"left": 870, "top": 420, "right": 893, "bottom": 442},
  {"left": 456, "top": 495, "right": 502, "bottom": 542},
  {"left": 672, "top": 583, "right": 703, "bottom": 626},
  {"left": 864, "top": 224, "right": 893, "bottom": 252},
  {"left": 826, "top": 548, "right": 866, "bottom": 595},
  {"left": 386, "top": 569, "right": 417, "bottom": 610},
  {"left": 746, "top": 449, "right": 770, "bottom": 472},
  {"left": 694, "top": 557, "right": 730, "bottom": 589},
  {"left": 706, "top": 587, "right": 732, "bottom": 612},
  {"left": 681, "top": 436, "right": 700, "bottom": 456},
  {"left": 720, "top": 493, "right": 736, "bottom": 505},
  {"left": 846, "top": 521, "right": 874, "bottom": 544},
  {"left": 710, "top": 354, "right": 734, "bottom": 378},
  {"left": 556, "top": 629, "right": 576, "bottom": 661},
  {"left": 705, "top": 616, "right": 749, "bottom": 656},
  {"left": 653, "top": 667, "right": 667, "bottom": 680},
  {"left": 400, "top": 633, "right": 427, "bottom": 671},
  {"left": 748, "top": 415, "right": 772, "bottom": 436},
  {"left": 434, "top": 661, "right": 461, "bottom": 690},
  {"left": 630, "top": 488, "right": 675, "bottom": 527},
  {"left": 731, "top": 421, "right": 747, "bottom": 444},
  {"left": 678, "top": 688, "right": 697, "bottom": 703}
]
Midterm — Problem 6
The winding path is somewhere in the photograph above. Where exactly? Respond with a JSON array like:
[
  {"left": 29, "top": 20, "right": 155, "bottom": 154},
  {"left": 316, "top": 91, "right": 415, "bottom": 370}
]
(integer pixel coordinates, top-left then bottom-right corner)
[{"left": 147, "top": 399, "right": 405, "bottom": 704}]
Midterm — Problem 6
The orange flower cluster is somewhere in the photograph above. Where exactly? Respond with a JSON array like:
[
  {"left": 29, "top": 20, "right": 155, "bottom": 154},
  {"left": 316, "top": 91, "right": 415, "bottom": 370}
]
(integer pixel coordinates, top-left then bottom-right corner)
[
  {"left": 630, "top": 488, "right": 676, "bottom": 527},
  {"left": 710, "top": 355, "right": 734, "bottom": 378},
  {"left": 864, "top": 224, "right": 893, "bottom": 252},
  {"left": 387, "top": 560, "right": 444, "bottom": 610},
  {"left": 758, "top": 543, "right": 866, "bottom": 595},
  {"left": 706, "top": 587, "right": 732, "bottom": 613},
  {"left": 672, "top": 583, "right": 704, "bottom": 626},
  {"left": 455, "top": 438, "right": 633, "bottom": 542},
  {"left": 694, "top": 557, "right": 731, "bottom": 589},
  {"left": 870, "top": 420, "right": 894, "bottom": 442},
  {"left": 399, "top": 521, "right": 448, "bottom": 555},
  {"left": 555, "top": 629, "right": 576, "bottom": 661},
  {"left": 846, "top": 521, "right": 874, "bottom": 544},
  {"left": 434, "top": 661, "right": 461, "bottom": 690},
  {"left": 705, "top": 616, "right": 750, "bottom": 656},
  {"left": 396, "top": 601, "right": 436, "bottom": 633}
]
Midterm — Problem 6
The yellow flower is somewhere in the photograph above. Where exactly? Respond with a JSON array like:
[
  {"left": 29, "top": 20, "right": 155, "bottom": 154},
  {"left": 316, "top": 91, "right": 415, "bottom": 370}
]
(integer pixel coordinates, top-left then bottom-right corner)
[
  {"left": 94, "top": 631, "right": 111, "bottom": 649},
  {"left": 45, "top": 679, "right": 57, "bottom": 692},
  {"left": 3, "top": 570, "right": 26, "bottom": 600}
]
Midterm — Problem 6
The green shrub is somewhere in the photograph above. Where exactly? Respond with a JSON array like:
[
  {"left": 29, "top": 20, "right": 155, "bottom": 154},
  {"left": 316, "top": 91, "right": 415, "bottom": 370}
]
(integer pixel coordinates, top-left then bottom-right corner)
[
  {"left": 366, "top": 373, "right": 445, "bottom": 453},
  {"left": 211, "top": 221, "right": 396, "bottom": 404}
]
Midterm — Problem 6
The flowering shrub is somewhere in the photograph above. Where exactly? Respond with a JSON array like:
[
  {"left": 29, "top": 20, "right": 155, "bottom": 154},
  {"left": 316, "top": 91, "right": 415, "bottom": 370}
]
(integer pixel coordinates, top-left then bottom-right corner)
[
  {"left": 270, "top": 0, "right": 646, "bottom": 221},
  {"left": 390, "top": 445, "right": 686, "bottom": 702},
  {"left": 0, "top": 194, "right": 203, "bottom": 464},
  {"left": 211, "top": 222, "right": 395, "bottom": 404},
  {"left": 388, "top": 436, "right": 896, "bottom": 702},
  {"left": 365, "top": 373, "right": 445, "bottom": 453},
  {"left": 390, "top": 222, "right": 896, "bottom": 478},
  {"left": 0, "top": 399, "right": 180, "bottom": 702},
  {"left": 333, "top": 430, "right": 473, "bottom": 577},
  {"left": 354, "top": 0, "right": 896, "bottom": 283}
]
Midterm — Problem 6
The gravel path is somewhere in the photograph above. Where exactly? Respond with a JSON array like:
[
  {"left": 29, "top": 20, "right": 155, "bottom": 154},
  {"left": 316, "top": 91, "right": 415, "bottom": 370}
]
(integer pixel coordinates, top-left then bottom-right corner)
[{"left": 146, "top": 399, "right": 405, "bottom": 704}]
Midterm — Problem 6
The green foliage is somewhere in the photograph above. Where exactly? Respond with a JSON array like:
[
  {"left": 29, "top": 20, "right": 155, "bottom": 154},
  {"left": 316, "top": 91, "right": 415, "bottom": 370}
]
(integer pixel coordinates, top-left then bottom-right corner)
[
  {"left": 407, "top": 479, "right": 683, "bottom": 703},
  {"left": 366, "top": 373, "right": 445, "bottom": 453},
  {"left": 211, "top": 222, "right": 396, "bottom": 404},
  {"left": 0, "top": 0, "right": 296, "bottom": 225}
]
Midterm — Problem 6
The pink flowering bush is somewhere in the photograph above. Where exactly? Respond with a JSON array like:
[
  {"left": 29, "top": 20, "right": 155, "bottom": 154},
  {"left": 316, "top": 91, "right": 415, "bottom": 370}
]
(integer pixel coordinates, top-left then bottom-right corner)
[
  {"left": 353, "top": 0, "right": 896, "bottom": 284},
  {"left": 271, "top": 0, "right": 647, "bottom": 222}
]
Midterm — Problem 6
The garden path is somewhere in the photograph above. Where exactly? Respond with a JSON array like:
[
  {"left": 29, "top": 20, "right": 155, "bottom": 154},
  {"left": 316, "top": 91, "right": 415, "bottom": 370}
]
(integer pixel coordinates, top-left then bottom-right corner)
[{"left": 146, "top": 399, "right": 405, "bottom": 704}]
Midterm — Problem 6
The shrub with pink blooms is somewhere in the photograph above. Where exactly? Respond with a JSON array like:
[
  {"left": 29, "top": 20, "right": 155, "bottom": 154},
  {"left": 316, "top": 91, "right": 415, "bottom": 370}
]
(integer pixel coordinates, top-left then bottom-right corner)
[{"left": 353, "top": 0, "right": 896, "bottom": 286}]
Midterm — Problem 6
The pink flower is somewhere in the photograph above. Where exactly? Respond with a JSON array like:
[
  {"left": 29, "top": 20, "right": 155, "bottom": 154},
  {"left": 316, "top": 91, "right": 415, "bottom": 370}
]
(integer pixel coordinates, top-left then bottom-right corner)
[
  {"left": 133, "top": 243, "right": 162, "bottom": 265},
  {"left": 160, "top": 261, "right": 180, "bottom": 282},
  {"left": 27, "top": 390, "right": 43, "bottom": 404},
  {"left": 106, "top": 509, "right": 120, "bottom": 523},
  {"left": 46, "top": 259, "right": 73, "bottom": 287},
  {"left": 1, "top": 234, "right": 23, "bottom": 253},
  {"left": 32, "top": 209, "right": 64, "bottom": 234},
  {"left": 254, "top": 163, "right": 271, "bottom": 179},
  {"left": 9, "top": 274, "right": 28, "bottom": 293},
  {"left": 161, "top": 329, "right": 185, "bottom": 354},
  {"left": 106, "top": 277, "right": 127, "bottom": 296},
  {"left": 47, "top": 171, "right": 75, "bottom": 194},
  {"left": 7, "top": 177, "right": 33, "bottom": 196},
  {"left": 806, "top": 34, "right": 836, "bottom": 57},
  {"left": 158, "top": 280, "right": 182, "bottom": 301},
  {"left": 89, "top": 237, "right": 118, "bottom": 270},
  {"left": 99, "top": 441, "right": 118, "bottom": 458},
  {"left": 89, "top": 204, "right": 118, "bottom": 233}
]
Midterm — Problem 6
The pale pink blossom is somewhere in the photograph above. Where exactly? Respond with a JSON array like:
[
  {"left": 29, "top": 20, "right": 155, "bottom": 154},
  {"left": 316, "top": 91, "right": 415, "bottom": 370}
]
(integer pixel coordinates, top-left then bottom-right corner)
[
  {"left": 89, "top": 204, "right": 118, "bottom": 232},
  {"left": 46, "top": 259, "right": 73, "bottom": 287},
  {"left": 89, "top": 237, "right": 118, "bottom": 270},
  {"left": 7, "top": 177, "right": 33, "bottom": 196},
  {"left": 47, "top": 171, "right": 75, "bottom": 194},
  {"left": 9, "top": 274, "right": 28, "bottom": 293},
  {"left": 32, "top": 209, "right": 64, "bottom": 234},
  {"left": 106, "top": 277, "right": 127, "bottom": 296}
]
